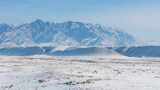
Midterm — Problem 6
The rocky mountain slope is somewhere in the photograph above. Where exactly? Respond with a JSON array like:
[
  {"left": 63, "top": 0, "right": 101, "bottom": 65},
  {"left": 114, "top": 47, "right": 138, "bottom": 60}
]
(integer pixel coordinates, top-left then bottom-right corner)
[{"left": 0, "top": 19, "right": 136, "bottom": 47}]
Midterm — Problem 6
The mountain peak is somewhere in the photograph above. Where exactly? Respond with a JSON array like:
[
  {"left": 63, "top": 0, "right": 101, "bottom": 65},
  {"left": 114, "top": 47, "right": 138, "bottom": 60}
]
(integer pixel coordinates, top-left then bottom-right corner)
[
  {"left": 31, "top": 19, "right": 47, "bottom": 26},
  {"left": 0, "top": 23, "right": 12, "bottom": 32},
  {"left": 32, "top": 19, "right": 44, "bottom": 23}
]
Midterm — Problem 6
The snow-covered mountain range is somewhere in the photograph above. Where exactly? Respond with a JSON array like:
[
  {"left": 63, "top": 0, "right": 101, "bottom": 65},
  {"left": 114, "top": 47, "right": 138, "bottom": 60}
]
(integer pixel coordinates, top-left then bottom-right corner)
[{"left": 0, "top": 19, "right": 136, "bottom": 47}]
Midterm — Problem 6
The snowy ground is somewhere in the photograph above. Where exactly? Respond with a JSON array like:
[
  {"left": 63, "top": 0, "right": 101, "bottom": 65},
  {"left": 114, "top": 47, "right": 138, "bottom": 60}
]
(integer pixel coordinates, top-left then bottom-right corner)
[{"left": 0, "top": 56, "right": 160, "bottom": 90}]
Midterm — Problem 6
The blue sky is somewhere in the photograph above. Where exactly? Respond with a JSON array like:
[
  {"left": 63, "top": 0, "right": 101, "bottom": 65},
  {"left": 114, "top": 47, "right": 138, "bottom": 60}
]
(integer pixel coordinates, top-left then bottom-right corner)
[{"left": 0, "top": 0, "right": 160, "bottom": 42}]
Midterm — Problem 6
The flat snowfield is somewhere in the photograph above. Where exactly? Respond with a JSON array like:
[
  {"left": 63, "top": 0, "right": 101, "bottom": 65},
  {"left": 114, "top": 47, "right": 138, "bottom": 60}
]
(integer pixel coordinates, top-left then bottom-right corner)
[{"left": 0, "top": 56, "right": 160, "bottom": 90}]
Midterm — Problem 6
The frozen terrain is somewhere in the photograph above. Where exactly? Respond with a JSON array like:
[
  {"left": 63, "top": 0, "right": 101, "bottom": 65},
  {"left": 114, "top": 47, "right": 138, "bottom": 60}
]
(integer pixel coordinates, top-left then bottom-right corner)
[{"left": 0, "top": 56, "right": 160, "bottom": 90}]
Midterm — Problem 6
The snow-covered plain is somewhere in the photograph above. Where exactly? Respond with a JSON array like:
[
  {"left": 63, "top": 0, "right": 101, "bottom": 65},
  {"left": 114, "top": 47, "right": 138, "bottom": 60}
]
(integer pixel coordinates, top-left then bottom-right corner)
[{"left": 0, "top": 56, "right": 160, "bottom": 90}]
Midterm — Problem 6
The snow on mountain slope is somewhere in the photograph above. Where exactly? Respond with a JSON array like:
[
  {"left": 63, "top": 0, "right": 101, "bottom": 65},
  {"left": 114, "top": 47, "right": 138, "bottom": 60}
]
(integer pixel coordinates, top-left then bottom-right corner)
[
  {"left": 49, "top": 47, "right": 120, "bottom": 56},
  {"left": 0, "top": 19, "right": 136, "bottom": 47}
]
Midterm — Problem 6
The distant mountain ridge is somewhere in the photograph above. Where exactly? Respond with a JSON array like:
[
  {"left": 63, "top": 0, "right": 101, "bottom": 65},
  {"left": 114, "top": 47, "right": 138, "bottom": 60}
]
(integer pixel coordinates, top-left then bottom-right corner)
[
  {"left": 0, "top": 46, "right": 118, "bottom": 56},
  {"left": 1, "top": 46, "right": 160, "bottom": 57},
  {"left": 114, "top": 46, "right": 160, "bottom": 57},
  {"left": 0, "top": 19, "right": 136, "bottom": 47}
]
